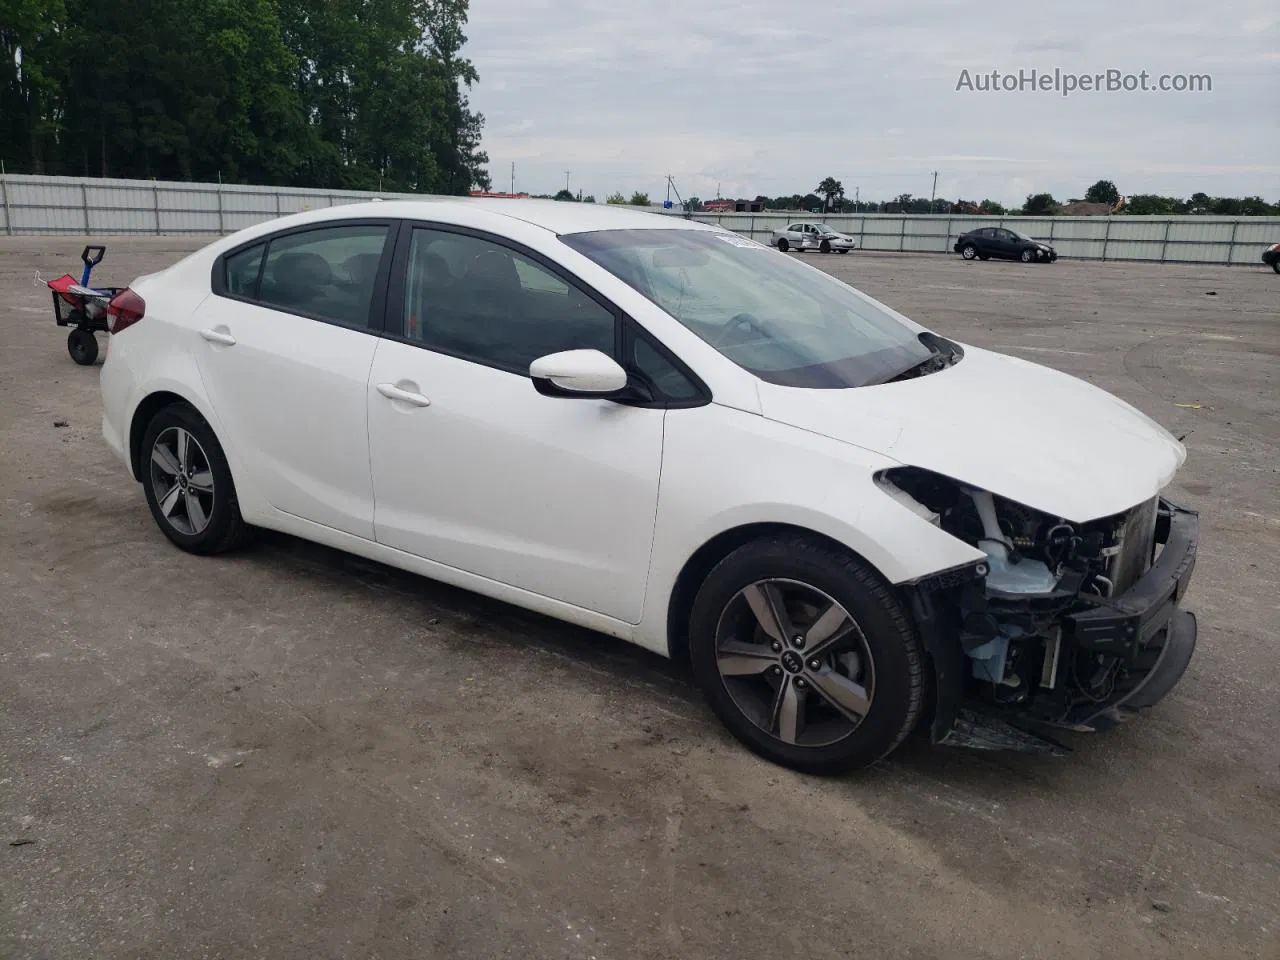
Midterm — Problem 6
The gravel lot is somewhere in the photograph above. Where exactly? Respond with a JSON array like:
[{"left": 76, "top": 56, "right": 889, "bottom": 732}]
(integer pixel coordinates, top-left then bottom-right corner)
[{"left": 2, "top": 236, "right": 1277, "bottom": 960}]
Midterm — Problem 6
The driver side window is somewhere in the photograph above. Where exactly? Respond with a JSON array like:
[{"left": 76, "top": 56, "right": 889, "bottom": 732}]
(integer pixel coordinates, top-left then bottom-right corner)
[{"left": 401, "top": 227, "right": 617, "bottom": 375}]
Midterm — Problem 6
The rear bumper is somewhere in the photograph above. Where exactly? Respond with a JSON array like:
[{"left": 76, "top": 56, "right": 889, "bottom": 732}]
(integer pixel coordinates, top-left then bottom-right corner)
[{"left": 1057, "top": 500, "right": 1199, "bottom": 731}]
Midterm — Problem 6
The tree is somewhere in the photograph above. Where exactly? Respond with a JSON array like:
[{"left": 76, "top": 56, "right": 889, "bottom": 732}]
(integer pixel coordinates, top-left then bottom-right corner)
[
  {"left": 1021, "top": 193, "right": 1059, "bottom": 216},
  {"left": 1084, "top": 180, "right": 1120, "bottom": 205},
  {"left": 582, "top": 194, "right": 596, "bottom": 204},
  {"left": 606, "top": 192, "right": 627, "bottom": 204},
  {"left": 628, "top": 191, "right": 649, "bottom": 206},
  {"left": 816, "top": 177, "right": 844, "bottom": 213},
  {"left": 685, "top": 197, "right": 703, "bottom": 212},
  {"left": 979, "top": 199, "right": 1006, "bottom": 215},
  {"left": 553, "top": 188, "right": 576, "bottom": 201}
]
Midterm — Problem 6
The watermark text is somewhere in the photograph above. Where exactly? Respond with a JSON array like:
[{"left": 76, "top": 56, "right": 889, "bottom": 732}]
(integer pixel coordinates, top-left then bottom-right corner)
[{"left": 955, "top": 68, "right": 1212, "bottom": 96}]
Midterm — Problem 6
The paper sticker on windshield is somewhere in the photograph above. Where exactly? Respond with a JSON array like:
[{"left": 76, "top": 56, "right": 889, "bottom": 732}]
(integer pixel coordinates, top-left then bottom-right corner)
[{"left": 714, "top": 234, "right": 764, "bottom": 249}]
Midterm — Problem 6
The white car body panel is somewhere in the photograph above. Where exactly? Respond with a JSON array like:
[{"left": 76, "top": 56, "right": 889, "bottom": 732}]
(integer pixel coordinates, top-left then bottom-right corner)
[
  {"left": 366, "top": 338, "right": 665, "bottom": 624},
  {"left": 756, "top": 344, "right": 1185, "bottom": 523},
  {"left": 190, "top": 296, "right": 380, "bottom": 539},
  {"left": 98, "top": 198, "right": 1186, "bottom": 667}
]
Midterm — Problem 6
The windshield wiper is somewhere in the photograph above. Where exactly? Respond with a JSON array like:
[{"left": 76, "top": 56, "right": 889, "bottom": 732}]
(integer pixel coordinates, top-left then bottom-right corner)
[{"left": 874, "top": 332, "right": 964, "bottom": 385}]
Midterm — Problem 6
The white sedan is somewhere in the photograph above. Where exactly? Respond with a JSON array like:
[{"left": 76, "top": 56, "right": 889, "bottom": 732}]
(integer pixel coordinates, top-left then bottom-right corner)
[{"left": 98, "top": 199, "right": 1199, "bottom": 774}]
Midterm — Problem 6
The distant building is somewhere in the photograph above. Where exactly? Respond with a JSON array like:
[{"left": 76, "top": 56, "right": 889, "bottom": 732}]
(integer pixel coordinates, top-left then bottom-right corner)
[
  {"left": 703, "top": 198, "right": 764, "bottom": 213},
  {"left": 1059, "top": 200, "right": 1122, "bottom": 216}
]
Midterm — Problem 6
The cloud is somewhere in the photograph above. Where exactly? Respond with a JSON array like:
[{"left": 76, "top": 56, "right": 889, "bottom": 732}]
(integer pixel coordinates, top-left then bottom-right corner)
[{"left": 464, "top": 0, "right": 1280, "bottom": 205}]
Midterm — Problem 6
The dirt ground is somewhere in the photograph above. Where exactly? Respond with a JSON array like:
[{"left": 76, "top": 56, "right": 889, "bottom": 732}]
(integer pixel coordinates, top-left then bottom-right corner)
[{"left": 1, "top": 235, "right": 1277, "bottom": 960}]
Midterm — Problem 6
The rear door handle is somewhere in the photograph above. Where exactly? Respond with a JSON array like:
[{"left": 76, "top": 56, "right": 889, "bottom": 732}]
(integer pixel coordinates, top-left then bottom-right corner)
[
  {"left": 377, "top": 382, "right": 431, "bottom": 407},
  {"left": 199, "top": 328, "right": 237, "bottom": 346}
]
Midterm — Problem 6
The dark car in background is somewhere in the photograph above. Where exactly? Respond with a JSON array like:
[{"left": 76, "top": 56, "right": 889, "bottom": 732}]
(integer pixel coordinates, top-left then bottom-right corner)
[
  {"left": 955, "top": 227, "right": 1057, "bottom": 263},
  {"left": 1262, "top": 242, "right": 1280, "bottom": 273}
]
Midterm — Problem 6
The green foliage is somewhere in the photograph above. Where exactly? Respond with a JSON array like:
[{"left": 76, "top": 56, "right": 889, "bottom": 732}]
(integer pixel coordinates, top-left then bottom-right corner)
[
  {"left": 1084, "top": 179, "right": 1120, "bottom": 205},
  {"left": 628, "top": 191, "right": 650, "bottom": 206},
  {"left": 553, "top": 189, "right": 576, "bottom": 201},
  {"left": 605, "top": 192, "right": 627, "bottom": 204},
  {"left": 0, "top": 0, "right": 488, "bottom": 192},
  {"left": 1021, "top": 193, "right": 1059, "bottom": 216},
  {"left": 816, "top": 176, "right": 843, "bottom": 212},
  {"left": 979, "top": 199, "right": 1006, "bottom": 215}
]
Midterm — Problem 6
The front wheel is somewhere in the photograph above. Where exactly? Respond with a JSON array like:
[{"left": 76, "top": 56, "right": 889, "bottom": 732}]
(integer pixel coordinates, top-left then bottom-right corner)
[
  {"left": 1021, "top": 249, "right": 1035, "bottom": 263},
  {"left": 819, "top": 239, "right": 831, "bottom": 254},
  {"left": 688, "top": 535, "right": 925, "bottom": 775},
  {"left": 960, "top": 244, "right": 978, "bottom": 260},
  {"left": 776, "top": 238, "right": 789, "bottom": 252},
  {"left": 141, "top": 402, "right": 250, "bottom": 555},
  {"left": 67, "top": 328, "right": 99, "bottom": 365},
  {"left": 838, "top": 248, "right": 850, "bottom": 254},
  {"left": 1272, "top": 260, "right": 1280, "bottom": 274}
]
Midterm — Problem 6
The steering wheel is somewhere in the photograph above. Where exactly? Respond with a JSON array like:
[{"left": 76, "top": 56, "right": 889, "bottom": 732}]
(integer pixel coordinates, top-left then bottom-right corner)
[{"left": 714, "top": 312, "right": 766, "bottom": 347}]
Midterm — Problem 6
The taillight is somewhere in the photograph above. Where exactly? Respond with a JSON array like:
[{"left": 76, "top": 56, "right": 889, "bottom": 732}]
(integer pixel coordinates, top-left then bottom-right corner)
[{"left": 107, "top": 289, "right": 146, "bottom": 334}]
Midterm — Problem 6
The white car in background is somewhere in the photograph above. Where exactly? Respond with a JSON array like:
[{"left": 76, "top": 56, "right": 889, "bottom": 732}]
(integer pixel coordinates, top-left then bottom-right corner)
[
  {"left": 770, "top": 221, "right": 858, "bottom": 254},
  {"left": 97, "top": 199, "right": 1199, "bottom": 774}
]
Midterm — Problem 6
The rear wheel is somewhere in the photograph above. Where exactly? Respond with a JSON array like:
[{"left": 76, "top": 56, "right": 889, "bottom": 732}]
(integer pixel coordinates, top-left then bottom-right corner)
[
  {"left": 141, "top": 403, "right": 249, "bottom": 555},
  {"left": 960, "top": 244, "right": 978, "bottom": 260},
  {"left": 688, "top": 535, "right": 925, "bottom": 775},
  {"left": 776, "top": 238, "right": 789, "bottom": 252},
  {"left": 67, "top": 328, "right": 99, "bottom": 365}
]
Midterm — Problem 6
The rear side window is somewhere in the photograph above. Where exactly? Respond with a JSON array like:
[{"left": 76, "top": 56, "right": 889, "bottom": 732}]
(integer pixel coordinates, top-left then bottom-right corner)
[
  {"left": 224, "top": 243, "right": 265, "bottom": 297},
  {"left": 256, "top": 225, "right": 390, "bottom": 327}
]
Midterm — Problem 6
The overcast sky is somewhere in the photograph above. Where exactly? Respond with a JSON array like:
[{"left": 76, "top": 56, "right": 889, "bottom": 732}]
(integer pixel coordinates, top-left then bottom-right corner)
[{"left": 464, "top": 0, "right": 1279, "bottom": 206}]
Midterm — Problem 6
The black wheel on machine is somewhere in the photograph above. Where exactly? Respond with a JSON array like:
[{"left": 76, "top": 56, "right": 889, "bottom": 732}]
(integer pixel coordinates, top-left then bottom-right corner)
[
  {"left": 777, "top": 238, "right": 789, "bottom": 252},
  {"left": 67, "top": 328, "right": 99, "bottom": 365}
]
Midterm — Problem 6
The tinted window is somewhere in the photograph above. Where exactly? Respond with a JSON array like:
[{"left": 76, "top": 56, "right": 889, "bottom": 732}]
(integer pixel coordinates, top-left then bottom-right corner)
[
  {"left": 402, "top": 228, "right": 616, "bottom": 373},
  {"left": 257, "top": 224, "right": 389, "bottom": 327},
  {"left": 560, "top": 228, "right": 932, "bottom": 389},
  {"left": 979, "top": 228, "right": 997, "bottom": 239},
  {"left": 632, "top": 336, "right": 701, "bottom": 402},
  {"left": 224, "top": 243, "right": 265, "bottom": 297}
]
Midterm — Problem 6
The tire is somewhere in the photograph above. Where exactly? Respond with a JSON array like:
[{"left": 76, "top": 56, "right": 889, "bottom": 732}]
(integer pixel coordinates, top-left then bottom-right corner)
[
  {"left": 960, "top": 244, "right": 978, "bottom": 260},
  {"left": 1021, "top": 249, "right": 1034, "bottom": 263},
  {"left": 838, "top": 248, "right": 850, "bottom": 254},
  {"left": 820, "top": 239, "right": 831, "bottom": 254},
  {"left": 1272, "top": 260, "right": 1279, "bottom": 274},
  {"left": 140, "top": 402, "right": 250, "bottom": 555},
  {"left": 688, "top": 535, "right": 925, "bottom": 775},
  {"left": 68, "top": 328, "right": 99, "bottom": 365},
  {"left": 978, "top": 253, "right": 990, "bottom": 261},
  {"left": 776, "top": 238, "right": 789, "bottom": 252}
]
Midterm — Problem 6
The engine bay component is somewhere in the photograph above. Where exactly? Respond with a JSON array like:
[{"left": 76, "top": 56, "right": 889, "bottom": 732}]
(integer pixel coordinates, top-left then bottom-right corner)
[{"left": 882, "top": 466, "right": 1196, "bottom": 738}]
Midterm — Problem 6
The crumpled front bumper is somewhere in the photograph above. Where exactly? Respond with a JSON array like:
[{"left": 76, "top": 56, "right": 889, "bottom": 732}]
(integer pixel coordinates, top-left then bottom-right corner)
[{"left": 1056, "top": 499, "right": 1199, "bottom": 731}]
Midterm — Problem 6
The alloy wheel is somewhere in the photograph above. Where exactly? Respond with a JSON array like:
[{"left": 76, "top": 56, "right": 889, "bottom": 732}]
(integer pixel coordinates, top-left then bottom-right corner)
[
  {"left": 149, "top": 426, "right": 216, "bottom": 536},
  {"left": 714, "top": 578, "right": 876, "bottom": 748}
]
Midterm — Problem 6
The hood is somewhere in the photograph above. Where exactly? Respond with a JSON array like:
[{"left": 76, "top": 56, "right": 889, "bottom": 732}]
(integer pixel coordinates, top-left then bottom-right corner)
[{"left": 756, "top": 344, "right": 1185, "bottom": 522}]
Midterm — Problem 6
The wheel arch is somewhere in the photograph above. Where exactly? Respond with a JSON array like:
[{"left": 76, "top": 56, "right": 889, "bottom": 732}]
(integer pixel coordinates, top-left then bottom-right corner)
[
  {"left": 128, "top": 387, "right": 221, "bottom": 482},
  {"left": 665, "top": 522, "right": 899, "bottom": 666}
]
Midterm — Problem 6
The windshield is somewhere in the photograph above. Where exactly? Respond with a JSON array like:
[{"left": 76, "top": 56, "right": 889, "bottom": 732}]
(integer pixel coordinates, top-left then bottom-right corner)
[
  {"left": 1012, "top": 230, "right": 1035, "bottom": 242},
  {"left": 813, "top": 223, "right": 838, "bottom": 234},
  {"left": 559, "top": 228, "right": 934, "bottom": 388}
]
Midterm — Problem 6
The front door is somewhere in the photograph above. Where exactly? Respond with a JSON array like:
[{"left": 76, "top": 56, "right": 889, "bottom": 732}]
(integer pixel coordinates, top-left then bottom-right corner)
[
  {"left": 366, "top": 223, "right": 666, "bottom": 623},
  {"left": 192, "top": 221, "right": 393, "bottom": 539}
]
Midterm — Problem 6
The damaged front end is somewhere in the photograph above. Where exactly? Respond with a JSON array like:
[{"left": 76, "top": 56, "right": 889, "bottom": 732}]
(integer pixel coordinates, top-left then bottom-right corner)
[{"left": 884, "top": 467, "right": 1199, "bottom": 753}]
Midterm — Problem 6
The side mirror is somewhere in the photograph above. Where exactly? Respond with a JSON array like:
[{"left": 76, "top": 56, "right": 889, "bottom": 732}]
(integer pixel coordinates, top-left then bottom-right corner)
[{"left": 529, "top": 349, "right": 629, "bottom": 398}]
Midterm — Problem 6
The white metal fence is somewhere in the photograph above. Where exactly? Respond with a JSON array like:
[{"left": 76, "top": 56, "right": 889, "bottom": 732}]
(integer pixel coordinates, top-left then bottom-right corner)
[
  {"left": 676, "top": 211, "right": 1280, "bottom": 266},
  {"left": 0, "top": 173, "right": 447, "bottom": 237},
  {"left": 2, "top": 173, "right": 1277, "bottom": 266}
]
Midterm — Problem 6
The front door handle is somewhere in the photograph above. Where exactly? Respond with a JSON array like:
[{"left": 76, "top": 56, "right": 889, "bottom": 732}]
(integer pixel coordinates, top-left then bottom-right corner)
[
  {"left": 199, "top": 328, "right": 237, "bottom": 346},
  {"left": 377, "top": 382, "right": 431, "bottom": 407}
]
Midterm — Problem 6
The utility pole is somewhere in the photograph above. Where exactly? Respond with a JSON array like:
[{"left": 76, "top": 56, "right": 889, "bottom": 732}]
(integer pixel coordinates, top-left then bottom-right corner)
[
  {"left": 930, "top": 171, "right": 938, "bottom": 213},
  {"left": 510, "top": 162, "right": 515, "bottom": 194},
  {"left": 564, "top": 169, "right": 571, "bottom": 192},
  {"left": 666, "top": 174, "right": 672, "bottom": 205},
  {"left": 854, "top": 185, "right": 860, "bottom": 212}
]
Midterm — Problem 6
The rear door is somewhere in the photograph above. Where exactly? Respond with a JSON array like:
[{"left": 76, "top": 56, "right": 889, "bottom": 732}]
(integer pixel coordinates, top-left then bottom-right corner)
[{"left": 194, "top": 220, "right": 395, "bottom": 539}]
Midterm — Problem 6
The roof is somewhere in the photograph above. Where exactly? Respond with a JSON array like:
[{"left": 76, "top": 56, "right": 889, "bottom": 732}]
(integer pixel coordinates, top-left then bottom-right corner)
[{"left": 310, "top": 197, "right": 714, "bottom": 236}]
